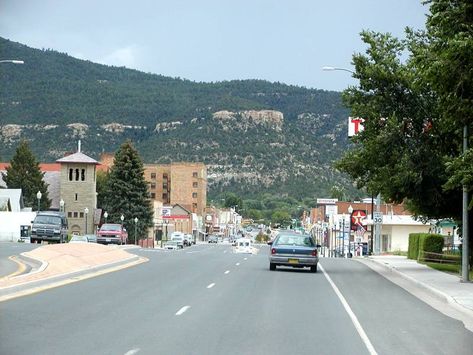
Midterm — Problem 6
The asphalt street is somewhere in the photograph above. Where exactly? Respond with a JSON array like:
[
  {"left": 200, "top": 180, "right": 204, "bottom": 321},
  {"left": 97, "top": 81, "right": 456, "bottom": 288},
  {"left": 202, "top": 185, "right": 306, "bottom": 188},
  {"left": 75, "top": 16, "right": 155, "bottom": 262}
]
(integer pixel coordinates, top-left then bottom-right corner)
[
  {"left": 0, "top": 242, "right": 39, "bottom": 278},
  {"left": 1, "top": 243, "right": 473, "bottom": 355}
]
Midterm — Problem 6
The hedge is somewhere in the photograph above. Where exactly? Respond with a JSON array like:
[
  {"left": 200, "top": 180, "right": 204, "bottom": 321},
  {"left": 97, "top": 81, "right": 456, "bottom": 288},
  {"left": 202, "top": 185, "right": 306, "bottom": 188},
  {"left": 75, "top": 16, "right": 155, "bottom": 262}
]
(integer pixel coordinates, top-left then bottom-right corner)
[
  {"left": 408, "top": 233, "right": 421, "bottom": 260},
  {"left": 408, "top": 233, "right": 444, "bottom": 260},
  {"left": 419, "top": 234, "right": 444, "bottom": 254}
]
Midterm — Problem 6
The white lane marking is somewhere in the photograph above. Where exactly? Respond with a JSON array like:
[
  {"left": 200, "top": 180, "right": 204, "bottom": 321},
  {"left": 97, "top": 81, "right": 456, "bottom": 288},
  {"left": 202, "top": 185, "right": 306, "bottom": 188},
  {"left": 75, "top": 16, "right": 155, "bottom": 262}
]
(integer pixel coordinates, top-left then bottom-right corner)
[
  {"left": 236, "top": 262, "right": 240, "bottom": 266},
  {"left": 187, "top": 250, "right": 203, "bottom": 254},
  {"left": 175, "top": 305, "right": 191, "bottom": 316},
  {"left": 244, "top": 257, "right": 248, "bottom": 260},
  {"left": 320, "top": 264, "right": 377, "bottom": 355},
  {"left": 124, "top": 348, "right": 140, "bottom": 355},
  {"left": 224, "top": 270, "right": 230, "bottom": 274},
  {"left": 207, "top": 283, "right": 216, "bottom": 289}
]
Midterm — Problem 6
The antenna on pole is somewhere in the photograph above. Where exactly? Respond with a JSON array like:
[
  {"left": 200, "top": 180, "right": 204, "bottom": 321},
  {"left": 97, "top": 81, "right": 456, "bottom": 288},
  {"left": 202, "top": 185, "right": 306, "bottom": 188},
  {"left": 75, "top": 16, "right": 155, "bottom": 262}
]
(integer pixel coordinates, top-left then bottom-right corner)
[{"left": 78, "top": 140, "right": 81, "bottom": 153}]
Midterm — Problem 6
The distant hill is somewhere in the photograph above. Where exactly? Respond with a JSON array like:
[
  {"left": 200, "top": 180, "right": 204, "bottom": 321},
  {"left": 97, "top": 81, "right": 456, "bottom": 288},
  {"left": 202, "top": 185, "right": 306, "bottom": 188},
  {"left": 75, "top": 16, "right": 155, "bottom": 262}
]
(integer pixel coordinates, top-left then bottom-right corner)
[{"left": 0, "top": 37, "right": 357, "bottom": 200}]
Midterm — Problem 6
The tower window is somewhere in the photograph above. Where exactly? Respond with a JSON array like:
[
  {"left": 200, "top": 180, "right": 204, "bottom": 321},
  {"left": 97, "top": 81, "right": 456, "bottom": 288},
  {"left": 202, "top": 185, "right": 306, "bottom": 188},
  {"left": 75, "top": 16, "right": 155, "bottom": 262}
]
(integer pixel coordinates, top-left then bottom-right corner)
[{"left": 81, "top": 169, "right": 85, "bottom": 181}]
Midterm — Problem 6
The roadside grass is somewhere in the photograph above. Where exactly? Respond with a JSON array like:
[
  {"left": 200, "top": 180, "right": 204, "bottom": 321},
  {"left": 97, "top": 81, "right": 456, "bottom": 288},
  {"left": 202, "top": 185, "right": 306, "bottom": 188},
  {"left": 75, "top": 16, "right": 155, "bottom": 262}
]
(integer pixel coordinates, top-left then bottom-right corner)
[{"left": 423, "top": 262, "right": 473, "bottom": 279}]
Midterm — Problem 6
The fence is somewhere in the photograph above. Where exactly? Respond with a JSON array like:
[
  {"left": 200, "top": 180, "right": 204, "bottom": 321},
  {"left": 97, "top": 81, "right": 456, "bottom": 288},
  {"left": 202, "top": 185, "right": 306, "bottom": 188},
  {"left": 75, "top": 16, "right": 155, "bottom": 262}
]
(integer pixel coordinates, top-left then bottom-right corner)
[{"left": 418, "top": 250, "right": 460, "bottom": 264}]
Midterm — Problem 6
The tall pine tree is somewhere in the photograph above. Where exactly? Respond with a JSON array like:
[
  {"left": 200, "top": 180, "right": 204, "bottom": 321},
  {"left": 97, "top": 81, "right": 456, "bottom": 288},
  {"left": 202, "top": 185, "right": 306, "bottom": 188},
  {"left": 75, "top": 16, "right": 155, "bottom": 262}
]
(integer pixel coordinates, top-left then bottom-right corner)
[
  {"left": 102, "top": 140, "right": 153, "bottom": 241},
  {"left": 2, "top": 140, "right": 51, "bottom": 211}
]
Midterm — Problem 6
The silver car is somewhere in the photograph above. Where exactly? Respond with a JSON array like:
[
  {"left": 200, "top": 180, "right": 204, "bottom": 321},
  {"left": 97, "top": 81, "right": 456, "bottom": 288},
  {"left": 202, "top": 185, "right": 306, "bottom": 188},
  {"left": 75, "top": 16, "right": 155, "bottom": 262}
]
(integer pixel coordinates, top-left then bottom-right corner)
[{"left": 268, "top": 232, "right": 319, "bottom": 272}]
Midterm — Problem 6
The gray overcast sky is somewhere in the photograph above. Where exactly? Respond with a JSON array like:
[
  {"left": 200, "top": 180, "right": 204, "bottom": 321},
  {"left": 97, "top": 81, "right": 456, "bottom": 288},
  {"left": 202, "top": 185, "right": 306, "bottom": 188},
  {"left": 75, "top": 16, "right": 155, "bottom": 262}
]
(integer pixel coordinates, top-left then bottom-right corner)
[{"left": 1, "top": 0, "right": 428, "bottom": 91}]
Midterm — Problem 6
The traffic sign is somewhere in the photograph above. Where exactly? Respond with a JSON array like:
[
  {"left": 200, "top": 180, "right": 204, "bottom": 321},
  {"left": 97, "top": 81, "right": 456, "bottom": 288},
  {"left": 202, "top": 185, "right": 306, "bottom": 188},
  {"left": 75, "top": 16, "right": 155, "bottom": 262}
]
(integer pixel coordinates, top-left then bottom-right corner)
[{"left": 373, "top": 212, "right": 383, "bottom": 225}]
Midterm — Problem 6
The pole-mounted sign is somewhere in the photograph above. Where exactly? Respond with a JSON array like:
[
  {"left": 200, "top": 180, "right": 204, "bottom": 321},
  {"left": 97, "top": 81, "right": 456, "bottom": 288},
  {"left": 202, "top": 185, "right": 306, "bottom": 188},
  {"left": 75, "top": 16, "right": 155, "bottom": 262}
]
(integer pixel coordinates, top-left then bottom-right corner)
[{"left": 348, "top": 117, "right": 364, "bottom": 137}]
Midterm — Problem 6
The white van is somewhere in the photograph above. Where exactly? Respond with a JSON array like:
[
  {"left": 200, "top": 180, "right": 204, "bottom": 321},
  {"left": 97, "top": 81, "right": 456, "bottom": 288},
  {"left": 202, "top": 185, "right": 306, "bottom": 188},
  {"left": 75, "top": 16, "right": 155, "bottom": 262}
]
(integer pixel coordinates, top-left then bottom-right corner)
[
  {"left": 170, "top": 231, "right": 185, "bottom": 248},
  {"left": 234, "top": 237, "right": 253, "bottom": 254}
]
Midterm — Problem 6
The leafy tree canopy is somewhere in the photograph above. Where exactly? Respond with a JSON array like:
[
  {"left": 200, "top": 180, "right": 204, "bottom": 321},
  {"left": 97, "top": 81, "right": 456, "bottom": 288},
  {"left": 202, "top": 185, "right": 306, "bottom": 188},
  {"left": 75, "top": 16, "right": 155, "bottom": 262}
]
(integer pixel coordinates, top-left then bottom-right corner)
[
  {"left": 336, "top": 0, "right": 473, "bottom": 220},
  {"left": 2, "top": 140, "right": 50, "bottom": 211}
]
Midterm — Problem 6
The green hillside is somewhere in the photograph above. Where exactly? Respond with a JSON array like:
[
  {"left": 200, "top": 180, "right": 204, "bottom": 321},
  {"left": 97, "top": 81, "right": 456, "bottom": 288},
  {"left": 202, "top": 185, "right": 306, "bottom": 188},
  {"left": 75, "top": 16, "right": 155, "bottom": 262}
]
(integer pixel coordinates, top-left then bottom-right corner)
[{"left": 0, "top": 37, "right": 358, "bottom": 200}]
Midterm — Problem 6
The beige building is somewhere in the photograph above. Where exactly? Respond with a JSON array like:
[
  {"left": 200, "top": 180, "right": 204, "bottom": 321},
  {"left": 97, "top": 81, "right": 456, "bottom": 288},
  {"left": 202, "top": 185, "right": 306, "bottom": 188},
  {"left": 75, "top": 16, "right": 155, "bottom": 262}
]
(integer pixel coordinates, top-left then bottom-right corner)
[
  {"left": 57, "top": 144, "right": 99, "bottom": 235},
  {"left": 144, "top": 162, "right": 207, "bottom": 216}
]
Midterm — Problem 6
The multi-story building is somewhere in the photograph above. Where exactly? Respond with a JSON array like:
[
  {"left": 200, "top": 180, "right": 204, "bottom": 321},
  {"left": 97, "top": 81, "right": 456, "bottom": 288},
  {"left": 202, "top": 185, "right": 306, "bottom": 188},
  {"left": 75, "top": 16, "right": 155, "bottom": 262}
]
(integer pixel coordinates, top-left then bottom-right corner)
[{"left": 144, "top": 162, "right": 207, "bottom": 216}]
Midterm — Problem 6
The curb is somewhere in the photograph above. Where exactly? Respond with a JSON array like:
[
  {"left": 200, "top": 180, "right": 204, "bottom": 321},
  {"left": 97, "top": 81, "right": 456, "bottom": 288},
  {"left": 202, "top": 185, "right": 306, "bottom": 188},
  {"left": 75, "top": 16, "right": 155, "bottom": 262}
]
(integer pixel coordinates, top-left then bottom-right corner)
[
  {"left": 360, "top": 258, "right": 473, "bottom": 318},
  {"left": 0, "top": 254, "right": 146, "bottom": 301}
]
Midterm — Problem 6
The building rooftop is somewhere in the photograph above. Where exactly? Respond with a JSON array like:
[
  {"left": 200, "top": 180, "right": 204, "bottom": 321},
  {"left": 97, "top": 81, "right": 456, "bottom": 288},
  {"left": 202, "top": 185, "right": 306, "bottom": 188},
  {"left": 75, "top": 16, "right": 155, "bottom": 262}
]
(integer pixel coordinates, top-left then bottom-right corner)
[{"left": 56, "top": 152, "right": 99, "bottom": 165}]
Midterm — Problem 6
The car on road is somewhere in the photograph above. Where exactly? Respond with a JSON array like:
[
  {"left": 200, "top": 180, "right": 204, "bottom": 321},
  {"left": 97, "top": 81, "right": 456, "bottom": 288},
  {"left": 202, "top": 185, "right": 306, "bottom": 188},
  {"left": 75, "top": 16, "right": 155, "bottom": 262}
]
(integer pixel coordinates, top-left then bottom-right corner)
[
  {"left": 97, "top": 223, "right": 128, "bottom": 245},
  {"left": 268, "top": 232, "right": 319, "bottom": 272},
  {"left": 170, "top": 232, "right": 185, "bottom": 248},
  {"left": 164, "top": 240, "right": 179, "bottom": 250},
  {"left": 84, "top": 234, "right": 97, "bottom": 243},
  {"left": 208, "top": 235, "right": 218, "bottom": 243},
  {"left": 184, "top": 234, "right": 194, "bottom": 246},
  {"left": 69, "top": 235, "right": 89, "bottom": 243},
  {"left": 30, "top": 211, "right": 69, "bottom": 244}
]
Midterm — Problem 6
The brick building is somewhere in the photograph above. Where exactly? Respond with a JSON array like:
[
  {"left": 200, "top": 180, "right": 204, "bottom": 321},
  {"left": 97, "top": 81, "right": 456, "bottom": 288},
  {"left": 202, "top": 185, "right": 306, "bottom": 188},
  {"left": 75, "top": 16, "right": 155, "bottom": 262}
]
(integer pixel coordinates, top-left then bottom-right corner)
[{"left": 143, "top": 162, "right": 207, "bottom": 216}]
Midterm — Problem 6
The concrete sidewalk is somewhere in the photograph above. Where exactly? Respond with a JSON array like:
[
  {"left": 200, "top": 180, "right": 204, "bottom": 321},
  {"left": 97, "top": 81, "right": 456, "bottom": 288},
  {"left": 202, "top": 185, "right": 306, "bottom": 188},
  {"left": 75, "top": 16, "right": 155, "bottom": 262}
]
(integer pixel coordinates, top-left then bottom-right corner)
[
  {"left": 365, "top": 255, "right": 473, "bottom": 315},
  {"left": 0, "top": 243, "right": 146, "bottom": 301}
]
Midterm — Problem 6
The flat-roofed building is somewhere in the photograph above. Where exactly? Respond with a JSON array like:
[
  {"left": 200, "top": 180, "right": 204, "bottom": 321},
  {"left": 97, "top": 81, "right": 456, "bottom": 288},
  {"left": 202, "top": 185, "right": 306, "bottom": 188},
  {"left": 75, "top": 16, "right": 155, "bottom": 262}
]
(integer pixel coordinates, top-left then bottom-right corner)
[{"left": 143, "top": 162, "right": 207, "bottom": 216}]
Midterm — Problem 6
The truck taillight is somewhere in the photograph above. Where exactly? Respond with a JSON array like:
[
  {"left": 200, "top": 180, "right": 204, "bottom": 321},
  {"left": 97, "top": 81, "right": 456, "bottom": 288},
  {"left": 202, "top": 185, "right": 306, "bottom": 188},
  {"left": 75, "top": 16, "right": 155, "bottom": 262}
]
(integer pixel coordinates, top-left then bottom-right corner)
[
  {"left": 311, "top": 249, "right": 318, "bottom": 257},
  {"left": 271, "top": 248, "right": 276, "bottom": 255}
]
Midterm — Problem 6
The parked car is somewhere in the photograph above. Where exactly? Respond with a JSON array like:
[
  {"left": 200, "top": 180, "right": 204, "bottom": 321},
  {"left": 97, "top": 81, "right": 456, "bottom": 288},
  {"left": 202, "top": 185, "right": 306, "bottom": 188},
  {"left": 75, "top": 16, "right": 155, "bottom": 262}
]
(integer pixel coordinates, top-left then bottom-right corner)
[
  {"left": 164, "top": 240, "right": 179, "bottom": 250},
  {"left": 184, "top": 234, "right": 194, "bottom": 246},
  {"left": 84, "top": 234, "right": 97, "bottom": 243},
  {"left": 208, "top": 235, "right": 218, "bottom": 243},
  {"left": 268, "top": 232, "right": 319, "bottom": 272},
  {"left": 170, "top": 232, "right": 185, "bottom": 248},
  {"left": 30, "top": 211, "right": 68, "bottom": 244},
  {"left": 69, "top": 235, "right": 89, "bottom": 243},
  {"left": 97, "top": 223, "right": 128, "bottom": 245}
]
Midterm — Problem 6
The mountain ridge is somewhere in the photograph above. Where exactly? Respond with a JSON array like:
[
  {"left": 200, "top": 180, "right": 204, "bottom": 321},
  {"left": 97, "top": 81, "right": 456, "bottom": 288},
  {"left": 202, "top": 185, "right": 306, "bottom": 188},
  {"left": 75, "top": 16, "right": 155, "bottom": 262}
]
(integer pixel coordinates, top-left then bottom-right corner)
[{"left": 0, "top": 37, "right": 358, "bottom": 200}]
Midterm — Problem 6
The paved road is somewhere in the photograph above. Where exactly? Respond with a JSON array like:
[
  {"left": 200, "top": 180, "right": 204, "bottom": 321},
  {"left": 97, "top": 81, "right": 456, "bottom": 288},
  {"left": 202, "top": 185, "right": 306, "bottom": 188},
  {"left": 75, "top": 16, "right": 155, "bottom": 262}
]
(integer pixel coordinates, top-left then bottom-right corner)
[
  {"left": 1, "top": 244, "right": 473, "bottom": 355},
  {"left": 0, "top": 242, "right": 39, "bottom": 278}
]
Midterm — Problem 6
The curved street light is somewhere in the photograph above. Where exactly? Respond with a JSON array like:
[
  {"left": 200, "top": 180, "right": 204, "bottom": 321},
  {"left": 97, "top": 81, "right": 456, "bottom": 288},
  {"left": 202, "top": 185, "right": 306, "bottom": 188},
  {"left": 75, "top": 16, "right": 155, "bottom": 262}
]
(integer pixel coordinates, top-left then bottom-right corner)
[
  {"left": 322, "top": 66, "right": 355, "bottom": 74},
  {"left": 0, "top": 60, "right": 24, "bottom": 64}
]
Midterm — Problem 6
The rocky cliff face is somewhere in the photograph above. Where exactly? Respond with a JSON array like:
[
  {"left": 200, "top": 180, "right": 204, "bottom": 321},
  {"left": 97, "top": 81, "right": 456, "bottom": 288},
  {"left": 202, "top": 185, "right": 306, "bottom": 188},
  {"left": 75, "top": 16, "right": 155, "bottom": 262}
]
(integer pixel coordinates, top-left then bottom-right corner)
[{"left": 213, "top": 110, "right": 284, "bottom": 131}]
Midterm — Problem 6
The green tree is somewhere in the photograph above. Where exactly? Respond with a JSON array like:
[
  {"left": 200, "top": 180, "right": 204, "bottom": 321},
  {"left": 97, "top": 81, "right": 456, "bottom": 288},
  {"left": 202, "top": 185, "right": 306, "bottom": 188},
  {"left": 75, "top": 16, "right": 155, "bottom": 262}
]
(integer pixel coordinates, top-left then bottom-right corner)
[
  {"left": 223, "top": 192, "right": 243, "bottom": 211},
  {"left": 102, "top": 140, "right": 154, "bottom": 242},
  {"left": 335, "top": 0, "right": 473, "bottom": 268},
  {"left": 271, "top": 210, "right": 291, "bottom": 227},
  {"left": 96, "top": 170, "right": 109, "bottom": 210},
  {"left": 246, "top": 209, "right": 263, "bottom": 221},
  {"left": 2, "top": 140, "right": 50, "bottom": 211}
]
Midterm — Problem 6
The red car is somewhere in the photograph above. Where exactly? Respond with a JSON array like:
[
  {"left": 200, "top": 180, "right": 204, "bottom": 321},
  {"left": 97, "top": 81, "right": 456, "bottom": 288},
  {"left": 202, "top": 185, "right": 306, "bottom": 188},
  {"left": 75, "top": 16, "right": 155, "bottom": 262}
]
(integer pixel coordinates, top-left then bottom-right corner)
[{"left": 97, "top": 223, "right": 128, "bottom": 245}]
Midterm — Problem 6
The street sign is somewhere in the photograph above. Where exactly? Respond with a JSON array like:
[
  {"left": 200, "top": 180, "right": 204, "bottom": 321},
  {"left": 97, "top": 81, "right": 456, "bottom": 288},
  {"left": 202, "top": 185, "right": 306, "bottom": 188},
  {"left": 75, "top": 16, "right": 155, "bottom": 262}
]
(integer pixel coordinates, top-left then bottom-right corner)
[{"left": 373, "top": 212, "right": 383, "bottom": 225}]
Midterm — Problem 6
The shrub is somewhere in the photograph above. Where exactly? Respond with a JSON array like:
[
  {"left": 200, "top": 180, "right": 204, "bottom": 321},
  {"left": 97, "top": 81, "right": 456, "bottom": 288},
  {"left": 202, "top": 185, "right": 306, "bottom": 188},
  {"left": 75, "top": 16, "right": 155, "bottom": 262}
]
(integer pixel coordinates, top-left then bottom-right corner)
[
  {"left": 408, "top": 233, "right": 421, "bottom": 260},
  {"left": 419, "top": 234, "right": 444, "bottom": 254}
]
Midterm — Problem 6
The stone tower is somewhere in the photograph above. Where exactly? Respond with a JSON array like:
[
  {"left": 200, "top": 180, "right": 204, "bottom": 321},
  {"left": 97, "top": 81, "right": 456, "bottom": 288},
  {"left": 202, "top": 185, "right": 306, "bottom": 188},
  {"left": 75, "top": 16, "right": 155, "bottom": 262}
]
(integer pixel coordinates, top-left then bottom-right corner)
[{"left": 56, "top": 141, "right": 99, "bottom": 235}]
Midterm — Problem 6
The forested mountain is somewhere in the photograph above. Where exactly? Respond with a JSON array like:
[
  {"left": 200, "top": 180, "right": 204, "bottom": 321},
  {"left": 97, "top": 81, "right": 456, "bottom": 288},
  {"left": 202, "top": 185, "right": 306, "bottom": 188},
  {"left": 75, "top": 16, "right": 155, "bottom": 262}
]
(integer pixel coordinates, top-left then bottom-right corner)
[{"left": 0, "top": 37, "right": 358, "bottom": 200}]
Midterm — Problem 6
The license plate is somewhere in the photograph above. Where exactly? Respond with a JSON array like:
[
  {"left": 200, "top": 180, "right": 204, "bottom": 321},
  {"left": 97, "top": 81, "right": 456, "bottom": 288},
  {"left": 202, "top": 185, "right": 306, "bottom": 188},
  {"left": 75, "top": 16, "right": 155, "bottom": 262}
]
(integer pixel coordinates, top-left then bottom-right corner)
[
  {"left": 106, "top": 238, "right": 111, "bottom": 242},
  {"left": 288, "top": 258, "right": 299, "bottom": 264}
]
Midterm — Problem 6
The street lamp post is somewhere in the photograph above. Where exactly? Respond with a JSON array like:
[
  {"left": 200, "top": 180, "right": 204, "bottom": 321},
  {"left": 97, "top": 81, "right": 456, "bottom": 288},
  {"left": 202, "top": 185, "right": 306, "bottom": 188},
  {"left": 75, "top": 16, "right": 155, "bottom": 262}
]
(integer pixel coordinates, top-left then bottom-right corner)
[
  {"left": 104, "top": 211, "right": 108, "bottom": 224},
  {"left": 342, "top": 214, "right": 346, "bottom": 258},
  {"left": 348, "top": 205, "right": 354, "bottom": 258},
  {"left": 36, "top": 191, "right": 42, "bottom": 212},
  {"left": 60, "top": 199, "right": 65, "bottom": 213},
  {"left": 84, "top": 208, "right": 89, "bottom": 234},
  {"left": 134, "top": 217, "right": 138, "bottom": 245}
]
